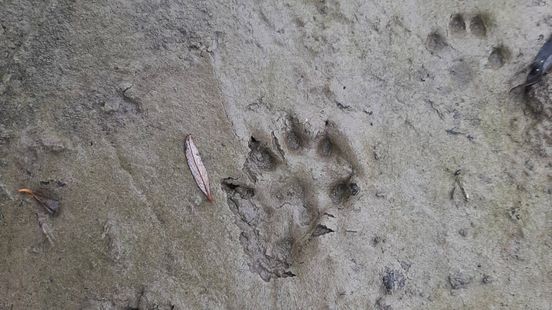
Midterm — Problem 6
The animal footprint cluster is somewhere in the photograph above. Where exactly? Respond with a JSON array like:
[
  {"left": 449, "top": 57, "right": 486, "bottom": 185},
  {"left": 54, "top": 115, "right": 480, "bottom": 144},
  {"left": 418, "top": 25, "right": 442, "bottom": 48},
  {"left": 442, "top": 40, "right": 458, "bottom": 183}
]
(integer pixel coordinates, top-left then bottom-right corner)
[
  {"left": 425, "top": 13, "right": 509, "bottom": 71},
  {"left": 222, "top": 117, "right": 360, "bottom": 281},
  {"left": 448, "top": 13, "right": 488, "bottom": 37}
]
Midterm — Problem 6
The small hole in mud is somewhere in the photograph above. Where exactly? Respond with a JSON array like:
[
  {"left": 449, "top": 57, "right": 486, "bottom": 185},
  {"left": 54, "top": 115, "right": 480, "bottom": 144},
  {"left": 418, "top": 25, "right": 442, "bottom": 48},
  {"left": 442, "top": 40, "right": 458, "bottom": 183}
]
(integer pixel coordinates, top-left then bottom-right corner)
[
  {"left": 449, "top": 14, "right": 466, "bottom": 34},
  {"left": 470, "top": 15, "right": 487, "bottom": 37},
  {"left": 425, "top": 32, "right": 447, "bottom": 53},
  {"left": 488, "top": 46, "right": 508, "bottom": 69}
]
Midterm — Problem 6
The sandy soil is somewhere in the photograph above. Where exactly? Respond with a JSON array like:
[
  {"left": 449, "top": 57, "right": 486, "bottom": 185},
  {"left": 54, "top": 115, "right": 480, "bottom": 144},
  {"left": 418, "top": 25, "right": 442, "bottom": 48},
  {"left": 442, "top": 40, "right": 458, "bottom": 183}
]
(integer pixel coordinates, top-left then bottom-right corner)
[{"left": 1, "top": 0, "right": 551, "bottom": 309}]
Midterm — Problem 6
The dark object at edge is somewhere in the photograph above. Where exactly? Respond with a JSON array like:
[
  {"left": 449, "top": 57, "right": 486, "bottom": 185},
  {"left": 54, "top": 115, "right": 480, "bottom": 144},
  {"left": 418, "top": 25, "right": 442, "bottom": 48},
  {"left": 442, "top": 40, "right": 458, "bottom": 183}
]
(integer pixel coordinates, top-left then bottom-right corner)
[{"left": 523, "top": 35, "right": 552, "bottom": 92}]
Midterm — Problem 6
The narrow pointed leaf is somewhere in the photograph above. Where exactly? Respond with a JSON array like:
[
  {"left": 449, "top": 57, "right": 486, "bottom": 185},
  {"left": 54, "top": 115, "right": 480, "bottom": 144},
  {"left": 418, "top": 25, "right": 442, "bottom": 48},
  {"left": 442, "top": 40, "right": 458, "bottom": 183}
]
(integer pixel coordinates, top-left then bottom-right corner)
[
  {"left": 184, "top": 135, "right": 213, "bottom": 202},
  {"left": 34, "top": 195, "right": 60, "bottom": 215},
  {"left": 17, "top": 188, "right": 60, "bottom": 216}
]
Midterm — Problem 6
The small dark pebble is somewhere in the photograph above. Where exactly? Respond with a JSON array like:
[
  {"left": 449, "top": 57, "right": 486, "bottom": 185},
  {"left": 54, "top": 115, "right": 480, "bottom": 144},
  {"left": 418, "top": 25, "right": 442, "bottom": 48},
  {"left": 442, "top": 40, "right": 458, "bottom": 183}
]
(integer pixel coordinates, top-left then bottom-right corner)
[{"left": 383, "top": 269, "right": 406, "bottom": 294}]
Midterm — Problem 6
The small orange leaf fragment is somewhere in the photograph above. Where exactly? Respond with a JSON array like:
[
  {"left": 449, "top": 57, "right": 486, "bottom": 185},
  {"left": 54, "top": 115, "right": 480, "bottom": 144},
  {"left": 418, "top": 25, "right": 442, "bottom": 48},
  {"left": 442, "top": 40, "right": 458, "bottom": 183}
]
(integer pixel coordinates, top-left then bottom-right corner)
[
  {"left": 17, "top": 188, "right": 34, "bottom": 196},
  {"left": 17, "top": 188, "right": 60, "bottom": 216}
]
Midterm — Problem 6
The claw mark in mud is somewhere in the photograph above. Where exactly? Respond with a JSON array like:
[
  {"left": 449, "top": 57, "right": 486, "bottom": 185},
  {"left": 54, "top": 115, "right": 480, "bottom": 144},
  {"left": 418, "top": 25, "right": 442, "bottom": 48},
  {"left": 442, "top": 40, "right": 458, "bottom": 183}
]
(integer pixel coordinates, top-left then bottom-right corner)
[{"left": 222, "top": 116, "right": 361, "bottom": 281}]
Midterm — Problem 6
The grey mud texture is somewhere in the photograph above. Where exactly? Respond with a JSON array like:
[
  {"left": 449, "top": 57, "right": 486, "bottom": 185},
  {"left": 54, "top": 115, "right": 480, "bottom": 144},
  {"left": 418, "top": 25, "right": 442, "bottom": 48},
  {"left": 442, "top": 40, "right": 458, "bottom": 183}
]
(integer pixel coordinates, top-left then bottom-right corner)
[{"left": 1, "top": 1, "right": 551, "bottom": 309}]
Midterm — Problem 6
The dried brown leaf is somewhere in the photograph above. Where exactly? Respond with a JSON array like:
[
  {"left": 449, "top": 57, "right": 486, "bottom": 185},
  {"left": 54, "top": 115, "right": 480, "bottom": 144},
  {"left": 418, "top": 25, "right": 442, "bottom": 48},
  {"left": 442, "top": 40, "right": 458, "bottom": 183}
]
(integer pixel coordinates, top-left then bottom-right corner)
[
  {"left": 17, "top": 188, "right": 60, "bottom": 216},
  {"left": 184, "top": 135, "right": 213, "bottom": 202}
]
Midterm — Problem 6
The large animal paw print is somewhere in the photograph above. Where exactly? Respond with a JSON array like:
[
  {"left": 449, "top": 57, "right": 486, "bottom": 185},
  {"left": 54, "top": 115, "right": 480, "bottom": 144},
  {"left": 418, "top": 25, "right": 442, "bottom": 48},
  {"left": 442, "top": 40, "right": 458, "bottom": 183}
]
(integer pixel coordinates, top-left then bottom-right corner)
[{"left": 221, "top": 116, "right": 360, "bottom": 281}]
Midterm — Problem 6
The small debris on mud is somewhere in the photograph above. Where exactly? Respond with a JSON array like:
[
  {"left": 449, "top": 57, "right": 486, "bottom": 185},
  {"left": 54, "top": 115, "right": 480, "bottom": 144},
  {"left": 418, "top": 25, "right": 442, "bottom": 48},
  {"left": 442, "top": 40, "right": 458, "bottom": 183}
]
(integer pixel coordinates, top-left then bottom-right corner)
[
  {"left": 371, "top": 235, "right": 386, "bottom": 246},
  {"left": 336, "top": 101, "right": 352, "bottom": 111},
  {"left": 449, "top": 271, "right": 472, "bottom": 289},
  {"left": 184, "top": 135, "right": 213, "bottom": 202},
  {"left": 349, "top": 183, "right": 360, "bottom": 196},
  {"left": 36, "top": 212, "right": 55, "bottom": 245},
  {"left": 450, "top": 169, "right": 469, "bottom": 202},
  {"left": 17, "top": 188, "right": 59, "bottom": 244},
  {"left": 481, "top": 274, "right": 492, "bottom": 284},
  {"left": 510, "top": 34, "right": 552, "bottom": 93},
  {"left": 509, "top": 206, "right": 522, "bottom": 221},
  {"left": 17, "top": 188, "right": 60, "bottom": 216},
  {"left": 382, "top": 268, "right": 406, "bottom": 294}
]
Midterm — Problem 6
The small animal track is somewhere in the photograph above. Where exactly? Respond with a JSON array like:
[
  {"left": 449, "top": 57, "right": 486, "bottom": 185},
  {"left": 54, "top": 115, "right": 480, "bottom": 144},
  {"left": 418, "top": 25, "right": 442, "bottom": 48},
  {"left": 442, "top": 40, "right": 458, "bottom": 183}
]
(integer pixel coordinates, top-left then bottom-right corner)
[
  {"left": 487, "top": 45, "right": 509, "bottom": 69},
  {"left": 222, "top": 116, "right": 360, "bottom": 281},
  {"left": 433, "top": 12, "right": 509, "bottom": 71},
  {"left": 469, "top": 14, "right": 487, "bottom": 37},
  {"left": 425, "top": 31, "right": 448, "bottom": 54},
  {"left": 448, "top": 13, "right": 488, "bottom": 37},
  {"left": 449, "top": 14, "right": 466, "bottom": 35}
]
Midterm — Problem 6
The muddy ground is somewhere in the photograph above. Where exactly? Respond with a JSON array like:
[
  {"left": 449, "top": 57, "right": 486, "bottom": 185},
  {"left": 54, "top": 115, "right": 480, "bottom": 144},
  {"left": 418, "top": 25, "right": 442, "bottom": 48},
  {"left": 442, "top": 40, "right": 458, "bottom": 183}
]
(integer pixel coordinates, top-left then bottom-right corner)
[{"left": 0, "top": 0, "right": 551, "bottom": 309}]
